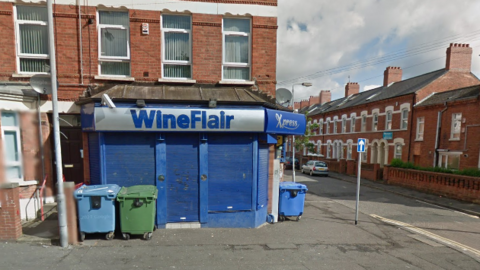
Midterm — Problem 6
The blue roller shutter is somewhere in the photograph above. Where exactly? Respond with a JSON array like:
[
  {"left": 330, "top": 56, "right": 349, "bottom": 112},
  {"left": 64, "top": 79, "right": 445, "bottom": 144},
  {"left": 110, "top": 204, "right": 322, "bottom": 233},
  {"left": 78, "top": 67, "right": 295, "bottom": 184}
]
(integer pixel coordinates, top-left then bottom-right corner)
[
  {"left": 104, "top": 133, "right": 155, "bottom": 187},
  {"left": 208, "top": 133, "right": 253, "bottom": 212},
  {"left": 166, "top": 133, "right": 199, "bottom": 222},
  {"left": 257, "top": 144, "right": 269, "bottom": 210},
  {"left": 88, "top": 133, "right": 101, "bottom": 185}
]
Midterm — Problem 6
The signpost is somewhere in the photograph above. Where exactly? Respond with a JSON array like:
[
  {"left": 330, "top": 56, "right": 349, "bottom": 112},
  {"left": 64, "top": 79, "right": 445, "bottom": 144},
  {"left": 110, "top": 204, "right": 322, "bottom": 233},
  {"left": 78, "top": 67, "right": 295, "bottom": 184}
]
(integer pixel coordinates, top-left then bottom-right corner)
[{"left": 355, "top": 138, "right": 366, "bottom": 225}]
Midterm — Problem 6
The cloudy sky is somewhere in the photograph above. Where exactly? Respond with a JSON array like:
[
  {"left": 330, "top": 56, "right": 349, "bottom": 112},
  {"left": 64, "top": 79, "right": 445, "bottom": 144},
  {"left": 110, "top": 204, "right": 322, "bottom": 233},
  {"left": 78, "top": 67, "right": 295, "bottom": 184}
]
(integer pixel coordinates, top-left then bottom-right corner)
[{"left": 276, "top": 0, "right": 480, "bottom": 102}]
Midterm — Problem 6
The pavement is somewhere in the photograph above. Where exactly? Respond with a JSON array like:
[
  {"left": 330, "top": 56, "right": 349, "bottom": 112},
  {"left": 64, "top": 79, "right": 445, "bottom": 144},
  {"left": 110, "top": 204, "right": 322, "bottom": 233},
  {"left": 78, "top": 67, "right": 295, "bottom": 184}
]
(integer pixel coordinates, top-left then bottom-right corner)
[{"left": 3, "top": 170, "right": 479, "bottom": 269}]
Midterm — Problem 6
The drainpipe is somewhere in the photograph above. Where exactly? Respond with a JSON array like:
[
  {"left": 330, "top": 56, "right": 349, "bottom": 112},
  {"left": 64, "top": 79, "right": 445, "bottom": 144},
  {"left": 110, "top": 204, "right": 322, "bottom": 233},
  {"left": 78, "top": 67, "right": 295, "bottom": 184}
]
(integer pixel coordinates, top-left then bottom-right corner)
[
  {"left": 407, "top": 94, "right": 415, "bottom": 162},
  {"left": 78, "top": 0, "right": 84, "bottom": 85},
  {"left": 434, "top": 104, "right": 448, "bottom": 167},
  {"left": 37, "top": 94, "right": 46, "bottom": 203}
]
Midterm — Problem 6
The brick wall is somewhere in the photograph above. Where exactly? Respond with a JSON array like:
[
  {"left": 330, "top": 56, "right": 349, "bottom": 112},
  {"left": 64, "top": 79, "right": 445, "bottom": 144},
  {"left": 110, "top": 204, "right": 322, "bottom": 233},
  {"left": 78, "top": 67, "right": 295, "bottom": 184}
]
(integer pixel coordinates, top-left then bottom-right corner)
[
  {"left": 0, "top": 2, "right": 15, "bottom": 79},
  {"left": 0, "top": 183, "right": 22, "bottom": 240},
  {"left": 182, "top": 0, "right": 277, "bottom": 5}
]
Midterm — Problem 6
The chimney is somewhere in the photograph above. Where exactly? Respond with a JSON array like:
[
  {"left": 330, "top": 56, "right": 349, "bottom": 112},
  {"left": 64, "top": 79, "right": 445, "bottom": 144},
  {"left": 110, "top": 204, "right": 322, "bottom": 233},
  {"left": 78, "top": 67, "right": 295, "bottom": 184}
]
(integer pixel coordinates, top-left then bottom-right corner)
[
  {"left": 319, "top": 90, "right": 331, "bottom": 104},
  {"left": 294, "top": 102, "right": 301, "bottom": 110},
  {"left": 446, "top": 43, "right": 472, "bottom": 72},
  {"left": 300, "top": 99, "right": 309, "bottom": 109},
  {"left": 308, "top": 95, "right": 320, "bottom": 106},
  {"left": 345, "top": 82, "right": 359, "bottom": 97},
  {"left": 383, "top": 67, "right": 402, "bottom": 86}
]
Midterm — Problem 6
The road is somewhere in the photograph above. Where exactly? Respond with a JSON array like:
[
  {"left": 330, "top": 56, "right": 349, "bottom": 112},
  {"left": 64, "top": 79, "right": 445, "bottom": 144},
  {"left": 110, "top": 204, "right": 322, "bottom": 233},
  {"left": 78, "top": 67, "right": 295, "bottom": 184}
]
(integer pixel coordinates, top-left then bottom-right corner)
[{"left": 289, "top": 169, "right": 480, "bottom": 260}]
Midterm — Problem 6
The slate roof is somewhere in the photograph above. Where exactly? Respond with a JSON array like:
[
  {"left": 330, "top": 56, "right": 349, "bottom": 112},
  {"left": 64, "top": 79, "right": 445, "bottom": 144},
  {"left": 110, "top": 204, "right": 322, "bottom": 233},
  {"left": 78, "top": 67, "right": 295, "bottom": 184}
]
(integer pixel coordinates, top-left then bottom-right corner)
[
  {"left": 303, "top": 69, "right": 448, "bottom": 116},
  {"left": 416, "top": 84, "right": 480, "bottom": 107}
]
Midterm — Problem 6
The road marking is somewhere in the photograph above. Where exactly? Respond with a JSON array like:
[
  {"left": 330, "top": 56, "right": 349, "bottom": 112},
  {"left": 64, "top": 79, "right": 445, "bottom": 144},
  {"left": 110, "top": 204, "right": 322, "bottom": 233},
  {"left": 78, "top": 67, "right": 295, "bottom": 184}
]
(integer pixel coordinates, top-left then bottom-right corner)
[
  {"left": 454, "top": 211, "right": 479, "bottom": 219},
  {"left": 371, "top": 214, "right": 480, "bottom": 262}
]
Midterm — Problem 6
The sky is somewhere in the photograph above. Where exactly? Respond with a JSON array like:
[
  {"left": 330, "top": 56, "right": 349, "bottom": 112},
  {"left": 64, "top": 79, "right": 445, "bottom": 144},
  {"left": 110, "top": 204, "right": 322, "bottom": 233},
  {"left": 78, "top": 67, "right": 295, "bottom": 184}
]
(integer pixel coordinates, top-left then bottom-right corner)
[{"left": 276, "top": 0, "right": 480, "bottom": 102}]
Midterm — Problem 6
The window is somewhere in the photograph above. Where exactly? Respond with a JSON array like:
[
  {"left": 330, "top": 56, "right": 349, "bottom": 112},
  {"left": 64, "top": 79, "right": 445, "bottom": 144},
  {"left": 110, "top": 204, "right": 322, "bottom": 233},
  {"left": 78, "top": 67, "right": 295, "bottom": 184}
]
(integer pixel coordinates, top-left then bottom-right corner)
[
  {"left": 326, "top": 120, "right": 330, "bottom": 134},
  {"left": 319, "top": 120, "right": 323, "bottom": 134},
  {"left": 162, "top": 15, "right": 191, "bottom": 79},
  {"left": 333, "top": 119, "right": 337, "bottom": 134},
  {"left": 416, "top": 117, "right": 424, "bottom": 140},
  {"left": 372, "top": 114, "right": 378, "bottom": 131},
  {"left": 1, "top": 112, "right": 23, "bottom": 181},
  {"left": 317, "top": 141, "right": 322, "bottom": 154},
  {"left": 386, "top": 111, "right": 392, "bottom": 130},
  {"left": 361, "top": 115, "right": 367, "bottom": 132},
  {"left": 351, "top": 116, "right": 355, "bottom": 132},
  {"left": 451, "top": 113, "right": 462, "bottom": 140},
  {"left": 394, "top": 143, "right": 402, "bottom": 159},
  {"left": 327, "top": 143, "right": 331, "bottom": 158},
  {"left": 401, "top": 109, "right": 408, "bottom": 129},
  {"left": 347, "top": 143, "right": 352, "bottom": 160},
  {"left": 362, "top": 146, "right": 367, "bottom": 162},
  {"left": 223, "top": 18, "right": 251, "bottom": 80},
  {"left": 439, "top": 153, "right": 460, "bottom": 170},
  {"left": 15, "top": 6, "right": 49, "bottom": 73},
  {"left": 98, "top": 11, "right": 130, "bottom": 76},
  {"left": 342, "top": 117, "right": 346, "bottom": 133}
]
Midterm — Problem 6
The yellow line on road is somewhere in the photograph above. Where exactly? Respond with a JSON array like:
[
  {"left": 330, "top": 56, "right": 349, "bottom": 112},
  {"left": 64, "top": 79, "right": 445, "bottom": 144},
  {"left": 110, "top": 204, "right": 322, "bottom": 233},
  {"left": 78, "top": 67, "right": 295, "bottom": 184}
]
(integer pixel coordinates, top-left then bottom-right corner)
[{"left": 370, "top": 214, "right": 480, "bottom": 260}]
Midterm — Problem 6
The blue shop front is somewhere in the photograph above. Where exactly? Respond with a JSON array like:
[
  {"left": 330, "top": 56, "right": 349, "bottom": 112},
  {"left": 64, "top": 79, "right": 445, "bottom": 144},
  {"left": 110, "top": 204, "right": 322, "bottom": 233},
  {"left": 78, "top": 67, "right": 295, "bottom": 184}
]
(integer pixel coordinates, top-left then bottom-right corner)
[{"left": 81, "top": 102, "right": 305, "bottom": 228}]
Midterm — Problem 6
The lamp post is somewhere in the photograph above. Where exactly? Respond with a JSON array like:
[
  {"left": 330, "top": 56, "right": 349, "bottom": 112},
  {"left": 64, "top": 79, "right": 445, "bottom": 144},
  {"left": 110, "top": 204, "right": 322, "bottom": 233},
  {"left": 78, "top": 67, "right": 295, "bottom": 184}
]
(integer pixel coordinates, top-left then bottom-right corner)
[{"left": 292, "top": 82, "right": 312, "bottom": 183}]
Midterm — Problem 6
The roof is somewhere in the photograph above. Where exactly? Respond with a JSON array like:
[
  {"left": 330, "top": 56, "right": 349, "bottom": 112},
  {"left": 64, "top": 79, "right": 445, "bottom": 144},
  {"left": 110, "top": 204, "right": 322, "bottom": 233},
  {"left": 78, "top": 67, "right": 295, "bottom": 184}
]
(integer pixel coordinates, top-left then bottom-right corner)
[
  {"left": 77, "top": 84, "right": 289, "bottom": 110},
  {"left": 304, "top": 69, "right": 448, "bottom": 116},
  {"left": 416, "top": 84, "right": 480, "bottom": 107}
]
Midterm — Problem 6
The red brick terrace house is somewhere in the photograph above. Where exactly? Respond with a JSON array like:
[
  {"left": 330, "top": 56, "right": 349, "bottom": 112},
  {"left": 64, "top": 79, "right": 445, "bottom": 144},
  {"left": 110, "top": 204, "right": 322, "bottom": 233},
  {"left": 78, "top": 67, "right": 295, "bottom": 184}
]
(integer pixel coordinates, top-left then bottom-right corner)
[
  {"left": 293, "top": 44, "right": 479, "bottom": 175},
  {"left": 412, "top": 85, "right": 480, "bottom": 170},
  {"left": 0, "top": 0, "right": 278, "bottom": 224}
]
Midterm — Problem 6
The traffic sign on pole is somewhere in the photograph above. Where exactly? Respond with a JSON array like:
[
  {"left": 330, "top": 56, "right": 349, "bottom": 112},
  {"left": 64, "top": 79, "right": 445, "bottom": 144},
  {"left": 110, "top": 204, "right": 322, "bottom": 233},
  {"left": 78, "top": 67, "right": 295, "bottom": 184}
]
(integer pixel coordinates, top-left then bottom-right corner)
[
  {"left": 357, "top": 138, "right": 366, "bottom": 152},
  {"left": 355, "top": 138, "right": 366, "bottom": 225}
]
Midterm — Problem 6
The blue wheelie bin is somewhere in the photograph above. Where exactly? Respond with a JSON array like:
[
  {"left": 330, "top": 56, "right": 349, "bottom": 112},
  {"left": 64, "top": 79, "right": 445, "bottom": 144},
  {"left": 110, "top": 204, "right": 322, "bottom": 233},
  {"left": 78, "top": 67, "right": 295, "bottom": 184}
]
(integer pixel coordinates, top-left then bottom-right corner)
[
  {"left": 74, "top": 184, "right": 121, "bottom": 241},
  {"left": 278, "top": 182, "right": 308, "bottom": 222}
]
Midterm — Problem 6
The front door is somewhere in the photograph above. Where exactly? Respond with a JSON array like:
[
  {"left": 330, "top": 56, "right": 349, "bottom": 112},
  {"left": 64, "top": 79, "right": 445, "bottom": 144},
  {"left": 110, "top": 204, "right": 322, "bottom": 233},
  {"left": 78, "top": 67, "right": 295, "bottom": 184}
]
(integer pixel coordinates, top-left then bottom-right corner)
[
  {"left": 165, "top": 133, "right": 199, "bottom": 222},
  {"left": 59, "top": 127, "right": 84, "bottom": 184}
]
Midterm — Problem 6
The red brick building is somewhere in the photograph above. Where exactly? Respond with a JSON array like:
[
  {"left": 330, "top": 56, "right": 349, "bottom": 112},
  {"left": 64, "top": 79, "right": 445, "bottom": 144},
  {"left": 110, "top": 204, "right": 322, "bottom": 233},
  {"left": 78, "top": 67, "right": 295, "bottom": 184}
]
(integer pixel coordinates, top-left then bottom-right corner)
[
  {"left": 291, "top": 43, "right": 480, "bottom": 170},
  {"left": 0, "top": 0, "right": 278, "bottom": 221}
]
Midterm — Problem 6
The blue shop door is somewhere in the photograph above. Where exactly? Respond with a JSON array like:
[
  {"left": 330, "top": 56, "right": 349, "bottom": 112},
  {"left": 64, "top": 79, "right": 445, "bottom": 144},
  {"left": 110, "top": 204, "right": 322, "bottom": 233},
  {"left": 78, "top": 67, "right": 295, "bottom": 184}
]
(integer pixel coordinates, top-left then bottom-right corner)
[
  {"left": 165, "top": 133, "right": 199, "bottom": 222},
  {"left": 208, "top": 134, "right": 253, "bottom": 211}
]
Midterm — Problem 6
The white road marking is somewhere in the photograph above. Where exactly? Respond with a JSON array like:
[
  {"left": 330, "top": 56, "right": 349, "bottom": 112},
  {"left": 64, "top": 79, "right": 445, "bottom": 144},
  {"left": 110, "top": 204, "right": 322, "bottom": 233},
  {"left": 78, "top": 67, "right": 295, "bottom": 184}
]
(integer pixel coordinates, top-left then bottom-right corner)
[
  {"left": 371, "top": 214, "right": 480, "bottom": 262},
  {"left": 454, "top": 211, "right": 479, "bottom": 219}
]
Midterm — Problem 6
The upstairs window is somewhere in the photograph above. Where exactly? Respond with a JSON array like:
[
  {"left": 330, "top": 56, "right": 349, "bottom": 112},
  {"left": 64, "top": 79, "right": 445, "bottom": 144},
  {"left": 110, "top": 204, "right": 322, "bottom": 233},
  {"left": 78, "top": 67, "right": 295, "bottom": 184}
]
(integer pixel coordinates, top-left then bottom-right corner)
[
  {"left": 401, "top": 109, "right": 408, "bottom": 129},
  {"left": 451, "top": 113, "right": 462, "bottom": 140},
  {"left": 351, "top": 116, "right": 356, "bottom": 132},
  {"left": 333, "top": 119, "right": 337, "bottom": 134},
  {"left": 372, "top": 114, "right": 378, "bottom": 131},
  {"left": 326, "top": 120, "right": 330, "bottom": 134},
  {"left": 386, "top": 111, "right": 392, "bottom": 130},
  {"left": 342, "top": 117, "right": 346, "bottom": 133},
  {"left": 223, "top": 18, "right": 251, "bottom": 81},
  {"left": 15, "top": 6, "right": 49, "bottom": 73},
  {"left": 1, "top": 112, "right": 23, "bottom": 182},
  {"left": 98, "top": 11, "right": 130, "bottom": 76},
  {"left": 361, "top": 115, "right": 367, "bottom": 132},
  {"left": 416, "top": 117, "right": 424, "bottom": 140},
  {"left": 162, "top": 15, "right": 191, "bottom": 79},
  {"left": 319, "top": 121, "right": 323, "bottom": 134}
]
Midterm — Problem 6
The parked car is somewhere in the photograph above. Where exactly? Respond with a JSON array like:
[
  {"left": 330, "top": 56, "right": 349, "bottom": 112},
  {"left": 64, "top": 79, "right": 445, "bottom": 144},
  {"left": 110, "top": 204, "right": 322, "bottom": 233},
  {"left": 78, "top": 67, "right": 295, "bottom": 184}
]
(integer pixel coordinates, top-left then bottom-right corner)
[
  {"left": 302, "top": 160, "right": 329, "bottom": 176},
  {"left": 285, "top": 157, "right": 300, "bottom": 170}
]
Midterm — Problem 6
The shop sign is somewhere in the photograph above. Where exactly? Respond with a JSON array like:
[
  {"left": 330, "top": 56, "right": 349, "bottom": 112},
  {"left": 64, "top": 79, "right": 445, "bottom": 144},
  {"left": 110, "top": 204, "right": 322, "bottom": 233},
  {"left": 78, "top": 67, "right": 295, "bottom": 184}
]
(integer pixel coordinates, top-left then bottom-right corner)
[{"left": 265, "top": 109, "right": 306, "bottom": 135}]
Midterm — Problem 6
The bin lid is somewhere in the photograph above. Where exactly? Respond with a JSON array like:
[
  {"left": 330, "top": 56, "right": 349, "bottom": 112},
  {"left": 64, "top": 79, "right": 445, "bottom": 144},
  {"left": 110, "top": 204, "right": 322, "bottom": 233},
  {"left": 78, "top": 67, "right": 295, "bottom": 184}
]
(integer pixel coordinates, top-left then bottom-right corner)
[
  {"left": 74, "top": 184, "right": 121, "bottom": 197},
  {"left": 279, "top": 182, "right": 308, "bottom": 191},
  {"left": 117, "top": 185, "right": 158, "bottom": 199}
]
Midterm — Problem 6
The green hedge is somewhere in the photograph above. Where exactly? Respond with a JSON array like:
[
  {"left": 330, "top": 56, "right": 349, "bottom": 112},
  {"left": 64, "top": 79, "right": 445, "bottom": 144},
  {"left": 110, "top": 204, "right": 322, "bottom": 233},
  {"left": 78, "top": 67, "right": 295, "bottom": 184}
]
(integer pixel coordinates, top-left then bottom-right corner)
[{"left": 389, "top": 159, "right": 480, "bottom": 177}]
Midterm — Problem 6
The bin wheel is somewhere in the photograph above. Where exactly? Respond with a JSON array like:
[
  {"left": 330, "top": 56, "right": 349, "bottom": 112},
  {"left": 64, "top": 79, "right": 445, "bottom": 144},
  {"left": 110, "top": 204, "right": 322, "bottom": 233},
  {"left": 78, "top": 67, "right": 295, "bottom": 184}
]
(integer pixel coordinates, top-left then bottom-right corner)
[
  {"left": 153, "top": 225, "right": 157, "bottom": 232},
  {"left": 106, "top": 232, "right": 115, "bottom": 240},
  {"left": 80, "top": 232, "right": 85, "bottom": 242},
  {"left": 143, "top": 232, "right": 153, "bottom": 241},
  {"left": 279, "top": 215, "right": 285, "bottom": 222},
  {"left": 296, "top": 216, "right": 301, "bottom": 222},
  {"left": 122, "top": 233, "right": 130, "bottom": 240}
]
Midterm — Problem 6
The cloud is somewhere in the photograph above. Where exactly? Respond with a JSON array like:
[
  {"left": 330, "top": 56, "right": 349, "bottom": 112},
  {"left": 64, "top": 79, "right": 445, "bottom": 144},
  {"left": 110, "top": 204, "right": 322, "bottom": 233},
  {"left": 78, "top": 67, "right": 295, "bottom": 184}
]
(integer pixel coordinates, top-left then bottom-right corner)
[{"left": 277, "top": 0, "right": 480, "bottom": 101}]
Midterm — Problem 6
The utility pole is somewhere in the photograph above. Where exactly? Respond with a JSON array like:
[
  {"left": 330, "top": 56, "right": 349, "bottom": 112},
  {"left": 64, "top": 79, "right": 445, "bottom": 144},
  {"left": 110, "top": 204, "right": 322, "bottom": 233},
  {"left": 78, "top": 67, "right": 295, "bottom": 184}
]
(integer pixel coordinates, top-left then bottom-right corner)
[{"left": 47, "top": 0, "right": 68, "bottom": 247}]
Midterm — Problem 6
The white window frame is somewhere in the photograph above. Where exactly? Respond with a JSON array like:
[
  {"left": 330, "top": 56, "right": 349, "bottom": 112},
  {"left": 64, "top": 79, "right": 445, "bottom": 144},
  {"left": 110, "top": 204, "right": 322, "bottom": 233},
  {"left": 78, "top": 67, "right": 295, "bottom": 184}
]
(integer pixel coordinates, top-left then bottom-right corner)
[
  {"left": 317, "top": 140, "right": 322, "bottom": 154},
  {"left": 14, "top": 5, "right": 49, "bottom": 75},
  {"left": 351, "top": 116, "right": 355, "bottom": 133},
  {"left": 361, "top": 115, "right": 367, "bottom": 132},
  {"left": 342, "top": 117, "right": 346, "bottom": 133},
  {"left": 326, "top": 120, "right": 330, "bottom": 134},
  {"left": 401, "top": 109, "right": 408, "bottom": 130},
  {"left": 438, "top": 152, "right": 461, "bottom": 170},
  {"left": 372, "top": 114, "right": 378, "bottom": 131},
  {"left": 347, "top": 143, "right": 352, "bottom": 160},
  {"left": 450, "top": 113, "right": 462, "bottom": 140},
  {"left": 416, "top": 117, "right": 424, "bottom": 141},
  {"left": 327, "top": 143, "right": 331, "bottom": 158},
  {"left": 222, "top": 17, "right": 251, "bottom": 81},
  {"left": 319, "top": 120, "right": 323, "bottom": 135},
  {"left": 394, "top": 143, "right": 402, "bottom": 159},
  {"left": 333, "top": 119, "right": 337, "bottom": 134},
  {"left": 97, "top": 10, "right": 131, "bottom": 77},
  {"left": 1, "top": 112, "right": 23, "bottom": 182},
  {"left": 362, "top": 145, "right": 367, "bottom": 162},
  {"left": 161, "top": 14, "right": 192, "bottom": 79},
  {"left": 385, "top": 111, "right": 392, "bottom": 130}
]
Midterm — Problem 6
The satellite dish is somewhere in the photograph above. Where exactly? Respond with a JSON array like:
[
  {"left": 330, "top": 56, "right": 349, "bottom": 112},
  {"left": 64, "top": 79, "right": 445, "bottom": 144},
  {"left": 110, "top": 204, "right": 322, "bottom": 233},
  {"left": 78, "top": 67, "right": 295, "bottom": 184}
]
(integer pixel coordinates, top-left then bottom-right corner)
[
  {"left": 30, "top": 75, "right": 55, "bottom": 94},
  {"left": 276, "top": 88, "right": 292, "bottom": 106}
]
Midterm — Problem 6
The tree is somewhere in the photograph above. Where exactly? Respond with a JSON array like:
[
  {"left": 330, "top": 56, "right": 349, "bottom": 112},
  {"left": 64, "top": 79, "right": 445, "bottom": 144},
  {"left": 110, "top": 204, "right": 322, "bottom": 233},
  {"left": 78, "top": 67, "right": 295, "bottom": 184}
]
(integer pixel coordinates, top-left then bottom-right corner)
[{"left": 294, "top": 112, "right": 319, "bottom": 154}]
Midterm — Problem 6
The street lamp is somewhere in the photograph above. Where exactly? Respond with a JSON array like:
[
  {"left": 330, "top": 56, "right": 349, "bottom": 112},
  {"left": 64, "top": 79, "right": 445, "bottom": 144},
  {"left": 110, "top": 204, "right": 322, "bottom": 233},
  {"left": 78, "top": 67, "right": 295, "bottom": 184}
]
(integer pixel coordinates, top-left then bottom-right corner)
[{"left": 292, "top": 82, "right": 312, "bottom": 183}]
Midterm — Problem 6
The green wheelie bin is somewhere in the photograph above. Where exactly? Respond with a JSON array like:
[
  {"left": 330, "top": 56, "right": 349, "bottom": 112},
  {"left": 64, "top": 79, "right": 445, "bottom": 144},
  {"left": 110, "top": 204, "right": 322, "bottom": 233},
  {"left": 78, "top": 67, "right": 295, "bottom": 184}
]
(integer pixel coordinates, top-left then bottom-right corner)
[{"left": 116, "top": 185, "right": 158, "bottom": 240}]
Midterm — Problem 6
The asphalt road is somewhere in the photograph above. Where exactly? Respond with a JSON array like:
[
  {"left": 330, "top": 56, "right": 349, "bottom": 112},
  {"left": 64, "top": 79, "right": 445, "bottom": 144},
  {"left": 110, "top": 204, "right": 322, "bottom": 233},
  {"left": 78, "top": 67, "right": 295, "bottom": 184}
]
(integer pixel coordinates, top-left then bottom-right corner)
[{"left": 0, "top": 171, "right": 479, "bottom": 269}]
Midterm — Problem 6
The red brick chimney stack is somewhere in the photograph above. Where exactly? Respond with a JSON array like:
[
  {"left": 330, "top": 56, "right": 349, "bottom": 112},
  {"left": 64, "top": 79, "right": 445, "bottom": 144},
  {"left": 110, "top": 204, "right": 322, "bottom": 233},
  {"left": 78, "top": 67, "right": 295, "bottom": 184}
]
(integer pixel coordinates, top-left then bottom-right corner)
[
  {"left": 300, "top": 100, "right": 309, "bottom": 109},
  {"left": 446, "top": 43, "right": 472, "bottom": 72},
  {"left": 345, "top": 82, "right": 359, "bottom": 97},
  {"left": 294, "top": 102, "right": 300, "bottom": 110},
  {"left": 383, "top": 67, "right": 402, "bottom": 87},
  {"left": 319, "top": 90, "right": 331, "bottom": 104},
  {"left": 308, "top": 95, "right": 320, "bottom": 106}
]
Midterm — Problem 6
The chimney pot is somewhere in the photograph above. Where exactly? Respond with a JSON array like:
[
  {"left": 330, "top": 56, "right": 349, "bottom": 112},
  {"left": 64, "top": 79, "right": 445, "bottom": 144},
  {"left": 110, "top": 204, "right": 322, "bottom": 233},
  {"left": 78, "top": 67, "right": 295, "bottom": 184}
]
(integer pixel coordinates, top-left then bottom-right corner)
[
  {"left": 383, "top": 66, "right": 403, "bottom": 87},
  {"left": 446, "top": 43, "right": 472, "bottom": 71}
]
